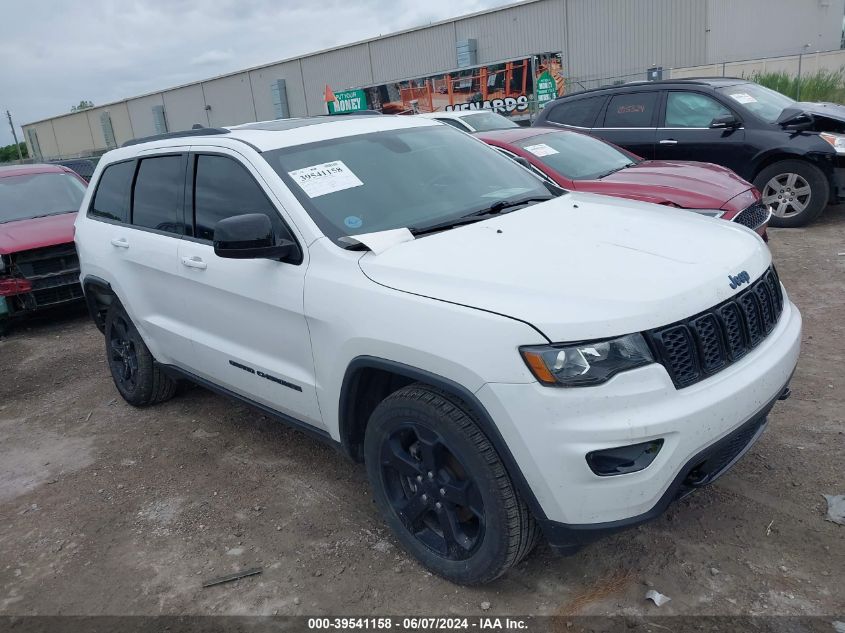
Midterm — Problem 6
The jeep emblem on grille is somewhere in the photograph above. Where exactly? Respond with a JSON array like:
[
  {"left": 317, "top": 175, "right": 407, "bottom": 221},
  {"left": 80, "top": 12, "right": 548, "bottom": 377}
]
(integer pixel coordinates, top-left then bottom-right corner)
[{"left": 729, "top": 270, "right": 751, "bottom": 289}]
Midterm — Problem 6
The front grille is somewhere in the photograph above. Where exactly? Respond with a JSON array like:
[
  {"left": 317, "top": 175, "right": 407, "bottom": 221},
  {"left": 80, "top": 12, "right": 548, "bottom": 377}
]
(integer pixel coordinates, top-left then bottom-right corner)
[
  {"left": 13, "top": 244, "right": 79, "bottom": 278},
  {"left": 732, "top": 201, "right": 770, "bottom": 231},
  {"left": 32, "top": 283, "right": 84, "bottom": 307},
  {"left": 8, "top": 243, "right": 83, "bottom": 310},
  {"left": 30, "top": 271, "right": 80, "bottom": 291},
  {"left": 647, "top": 266, "right": 784, "bottom": 388}
]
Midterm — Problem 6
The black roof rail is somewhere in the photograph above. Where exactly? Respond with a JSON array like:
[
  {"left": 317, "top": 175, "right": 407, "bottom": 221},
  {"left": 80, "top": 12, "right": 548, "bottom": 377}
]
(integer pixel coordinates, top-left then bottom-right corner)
[{"left": 121, "top": 127, "right": 230, "bottom": 148}]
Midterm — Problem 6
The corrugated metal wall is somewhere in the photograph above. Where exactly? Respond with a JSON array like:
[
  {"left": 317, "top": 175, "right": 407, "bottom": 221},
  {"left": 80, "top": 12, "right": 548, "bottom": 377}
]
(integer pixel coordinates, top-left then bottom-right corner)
[
  {"left": 455, "top": 0, "right": 566, "bottom": 64},
  {"left": 162, "top": 84, "right": 209, "bottom": 132},
  {"left": 202, "top": 73, "right": 257, "bottom": 128},
  {"left": 370, "top": 23, "right": 456, "bottom": 84},
  {"left": 126, "top": 93, "right": 167, "bottom": 138},
  {"left": 301, "top": 44, "right": 374, "bottom": 115},
  {"left": 84, "top": 103, "right": 133, "bottom": 151},
  {"left": 248, "top": 61, "right": 308, "bottom": 122},
  {"left": 21, "top": 0, "right": 845, "bottom": 159},
  {"left": 706, "top": 0, "right": 845, "bottom": 63},
  {"left": 565, "top": 0, "right": 706, "bottom": 85}
]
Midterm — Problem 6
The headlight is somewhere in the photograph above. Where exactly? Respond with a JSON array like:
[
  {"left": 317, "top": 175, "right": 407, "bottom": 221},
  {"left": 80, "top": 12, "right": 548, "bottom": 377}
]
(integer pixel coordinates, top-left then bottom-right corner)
[
  {"left": 688, "top": 209, "right": 725, "bottom": 218},
  {"left": 520, "top": 333, "right": 653, "bottom": 387},
  {"left": 820, "top": 132, "right": 845, "bottom": 153}
]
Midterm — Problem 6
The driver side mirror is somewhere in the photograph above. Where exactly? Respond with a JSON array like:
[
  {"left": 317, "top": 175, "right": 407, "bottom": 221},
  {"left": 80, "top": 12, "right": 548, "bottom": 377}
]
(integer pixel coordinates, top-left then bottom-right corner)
[
  {"left": 213, "top": 213, "right": 300, "bottom": 262},
  {"left": 710, "top": 114, "right": 740, "bottom": 129}
]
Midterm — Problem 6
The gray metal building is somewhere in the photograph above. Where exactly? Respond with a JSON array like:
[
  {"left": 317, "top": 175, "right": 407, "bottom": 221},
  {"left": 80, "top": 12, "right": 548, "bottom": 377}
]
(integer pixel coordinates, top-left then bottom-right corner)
[{"left": 22, "top": 0, "right": 845, "bottom": 160}]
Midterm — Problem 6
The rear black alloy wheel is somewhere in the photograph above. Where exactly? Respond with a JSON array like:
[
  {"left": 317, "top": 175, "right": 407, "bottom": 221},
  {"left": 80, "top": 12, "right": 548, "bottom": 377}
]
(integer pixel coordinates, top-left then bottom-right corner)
[
  {"left": 104, "top": 303, "right": 176, "bottom": 407},
  {"left": 108, "top": 313, "right": 140, "bottom": 393},
  {"left": 364, "top": 384, "right": 540, "bottom": 584},
  {"left": 380, "top": 424, "right": 485, "bottom": 560}
]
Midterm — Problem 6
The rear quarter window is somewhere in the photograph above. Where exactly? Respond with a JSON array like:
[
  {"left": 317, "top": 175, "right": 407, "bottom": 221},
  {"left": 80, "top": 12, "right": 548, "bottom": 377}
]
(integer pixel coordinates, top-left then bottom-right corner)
[
  {"left": 89, "top": 160, "right": 135, "bottom": 223},
  {"left": 545, "top": 96, "right": 606, "bottom": 128},
  {"left": 602, "top": 92, "right": 658, "bottom": 128}
]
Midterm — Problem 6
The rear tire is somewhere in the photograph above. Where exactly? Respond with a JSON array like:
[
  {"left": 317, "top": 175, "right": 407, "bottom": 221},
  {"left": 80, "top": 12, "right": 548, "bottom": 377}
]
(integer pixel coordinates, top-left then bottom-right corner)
[
  {"left": 104, "top": 303, "right": 176, "bottom": 407},
  {"left": 364, "top": 384, "right": 539, "bottom": 585},
  {"left": 754, "top": 160, "right": 828, "bottom": 228}
]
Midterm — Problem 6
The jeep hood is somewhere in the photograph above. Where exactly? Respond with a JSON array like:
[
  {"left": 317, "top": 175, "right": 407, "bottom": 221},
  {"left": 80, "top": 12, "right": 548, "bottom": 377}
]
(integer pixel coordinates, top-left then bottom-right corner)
[
  {"left": 574, "top": 160, "right": 753, "bottom": 210},
  {"left": 0, "top": 212, "right": 77, "bottom": 255},
  {"left": 358, "top": 193, "right": 771, "bottom": 342}
]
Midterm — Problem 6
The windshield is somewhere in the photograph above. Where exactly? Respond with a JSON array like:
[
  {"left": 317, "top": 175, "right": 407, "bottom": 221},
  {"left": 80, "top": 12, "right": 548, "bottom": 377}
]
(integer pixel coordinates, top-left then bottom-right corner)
[
  {"left": 0, "top": 172, "right": 86, "bottom": 224},
  {"left": 460, "top": 112, "right": 520, "bottom": 132},
  {"left": 717, "top": 82, "right": 795, "bottom": 123},
  {"left": 515, "top": 131, "right": 636, "bottom": 180},
  {"left": 264, "top": 125, "right": 551, "bottom": 243}
]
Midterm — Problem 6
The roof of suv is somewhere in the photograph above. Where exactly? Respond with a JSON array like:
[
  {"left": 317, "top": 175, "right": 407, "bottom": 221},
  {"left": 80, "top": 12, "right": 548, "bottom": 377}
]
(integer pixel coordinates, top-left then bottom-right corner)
[
  {"left": 108, "top": 114, "right": 439, "bottom": 159},
  {"left": 557, "top": 77, "right": 750, "bottom": 100}
]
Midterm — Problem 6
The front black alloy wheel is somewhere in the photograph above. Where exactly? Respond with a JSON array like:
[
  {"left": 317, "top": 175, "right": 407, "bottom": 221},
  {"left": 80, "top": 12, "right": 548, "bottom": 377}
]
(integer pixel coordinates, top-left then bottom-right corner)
[
  {"left": 364, "top": 384, "right": 539, "bottom": 584},
  {"left": 380, "top": 424, "right": 486, "bottom": 560},
  {"left": 104, "top": 303, "right": 176, "bottom": 407}
]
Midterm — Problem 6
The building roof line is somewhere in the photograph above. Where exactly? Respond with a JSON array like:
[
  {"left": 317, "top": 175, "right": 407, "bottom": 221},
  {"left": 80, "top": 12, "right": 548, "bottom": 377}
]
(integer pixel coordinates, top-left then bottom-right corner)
[{"left": 22, "top": 0, "right": 542, "bottom": 127}]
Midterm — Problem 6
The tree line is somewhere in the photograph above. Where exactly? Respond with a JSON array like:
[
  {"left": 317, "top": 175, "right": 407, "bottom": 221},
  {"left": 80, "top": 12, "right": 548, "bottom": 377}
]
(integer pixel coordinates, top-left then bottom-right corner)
[{"left": 0, "top": 142, "right": 29, "bottom": 163}]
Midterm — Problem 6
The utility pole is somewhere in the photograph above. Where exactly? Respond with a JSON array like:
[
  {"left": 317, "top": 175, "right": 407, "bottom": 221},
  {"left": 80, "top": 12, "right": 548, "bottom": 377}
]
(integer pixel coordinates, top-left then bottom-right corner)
[{"left": 5, "top": 111, "right": 24, "bottom": 163}]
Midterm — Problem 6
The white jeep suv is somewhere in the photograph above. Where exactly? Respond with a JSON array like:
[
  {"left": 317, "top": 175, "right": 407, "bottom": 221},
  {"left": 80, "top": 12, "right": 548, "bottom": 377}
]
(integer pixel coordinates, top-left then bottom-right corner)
[{"left": 75, "top": 115, "right": 801, "bottom": 585}]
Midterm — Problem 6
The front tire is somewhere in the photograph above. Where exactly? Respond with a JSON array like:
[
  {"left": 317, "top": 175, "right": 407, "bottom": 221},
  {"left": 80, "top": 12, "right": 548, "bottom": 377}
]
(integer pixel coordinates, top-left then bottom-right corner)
[
  {"left": 364, "top": 384, "right": 539, "bottom": 584},
  {"left": 754, "top": 160, "right": 828, "bottom": 228},
  {"left": 104, "top": 303, "right": 176, "bottom": 407}
]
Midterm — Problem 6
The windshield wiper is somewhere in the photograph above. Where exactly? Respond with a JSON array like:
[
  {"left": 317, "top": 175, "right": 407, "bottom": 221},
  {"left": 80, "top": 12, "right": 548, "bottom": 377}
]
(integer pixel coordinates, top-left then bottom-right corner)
[
  {"left": 409, "top": 196, "right": 552, "bottom": 236},
  {"left": 594, "top": 162, "right": 636, "bottom": 180}
]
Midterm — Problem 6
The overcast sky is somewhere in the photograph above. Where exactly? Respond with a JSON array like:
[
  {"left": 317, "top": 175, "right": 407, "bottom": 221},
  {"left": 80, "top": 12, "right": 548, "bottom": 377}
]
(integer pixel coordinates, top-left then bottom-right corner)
[{"left": 0, "top": 0, "right": 514, "bottom": 147}]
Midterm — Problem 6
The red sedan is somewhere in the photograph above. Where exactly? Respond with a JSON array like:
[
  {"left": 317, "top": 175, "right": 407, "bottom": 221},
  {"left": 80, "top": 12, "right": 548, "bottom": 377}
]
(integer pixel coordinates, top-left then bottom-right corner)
[
  {"left": 475, "top": 127, "right": 769, "bottom": 239},
  {"left": 0, "top": 164, "right": 87, "bottom": 334}
]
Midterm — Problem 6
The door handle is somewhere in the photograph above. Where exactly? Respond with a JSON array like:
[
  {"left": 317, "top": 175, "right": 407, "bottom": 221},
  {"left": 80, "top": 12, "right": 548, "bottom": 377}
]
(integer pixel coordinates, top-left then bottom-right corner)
[
  {"left": 181, "top": 256, "right": 207, "bottom": 270},
  {"left": 659, "top": 139, "right": 678, "bottom": 145},
  {"left": 110, "top": 238, "right": 129, "bottom": 248}
]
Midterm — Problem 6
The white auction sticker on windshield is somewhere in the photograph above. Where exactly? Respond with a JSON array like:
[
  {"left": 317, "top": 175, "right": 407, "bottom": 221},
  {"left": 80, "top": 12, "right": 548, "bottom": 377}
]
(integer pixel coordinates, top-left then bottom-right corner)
[
  {"left": 728, "top": 92, "right": 757, "bottom": 104},
  {"left": 523, "top": 143, "right": 559, "bottom": 157},
  {"left": 288, "top": 161, "right": 363, "bottom": 198}
]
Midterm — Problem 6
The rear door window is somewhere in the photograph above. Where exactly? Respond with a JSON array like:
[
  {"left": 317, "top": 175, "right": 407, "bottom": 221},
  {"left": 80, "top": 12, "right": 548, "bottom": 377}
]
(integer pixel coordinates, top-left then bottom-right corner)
[
  {"left": 131, "top": 155, "right": 185, "bottom": 234},
  {"left": 545, "top": 96, "right": 606, "bottom": 128},
  {"left": 664, "top": 92, "right": 732, "bottom": 127},
  {"left": 192, "top": 154, "right": 284, "bottom": 241},
  {"left": 89, "top": 161, "right": 135, "bottom": 222},
  {"left": 602, "top": 93, "right": 658, "bottom": 128}
]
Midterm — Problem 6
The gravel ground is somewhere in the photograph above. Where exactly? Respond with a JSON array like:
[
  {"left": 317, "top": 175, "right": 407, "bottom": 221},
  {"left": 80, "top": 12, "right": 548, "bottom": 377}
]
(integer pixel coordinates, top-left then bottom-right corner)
[{"left": 0, "top": 210, "right": 843, "bottom": 618}]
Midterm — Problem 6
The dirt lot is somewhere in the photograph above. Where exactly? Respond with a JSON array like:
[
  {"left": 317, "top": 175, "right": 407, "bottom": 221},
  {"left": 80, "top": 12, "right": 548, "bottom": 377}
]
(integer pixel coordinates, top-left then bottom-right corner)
[{"left": 1, "top": 211, "right": 843, "bottom": 619}]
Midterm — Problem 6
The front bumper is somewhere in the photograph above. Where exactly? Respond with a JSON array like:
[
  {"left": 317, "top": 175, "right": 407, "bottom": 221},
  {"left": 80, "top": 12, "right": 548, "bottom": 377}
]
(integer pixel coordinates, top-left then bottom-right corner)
[
  {"left": 475, "top": 297, "right": 801, "bottom": 543},
  {"left": 539, "top": 384, "right": 785, "bottom": 553},
  {"left": 0, "top": 244, "right": 83, "bottom": 321}
]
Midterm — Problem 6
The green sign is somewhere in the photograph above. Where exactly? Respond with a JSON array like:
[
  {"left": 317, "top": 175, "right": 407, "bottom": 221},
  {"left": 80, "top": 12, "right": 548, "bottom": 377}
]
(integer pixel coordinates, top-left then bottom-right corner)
[
  {"left": 535, "top": 71, "right": 558, "bottom": 109},
  {"left": 328, "top": 88, "right": 368, "bottom": 114}
]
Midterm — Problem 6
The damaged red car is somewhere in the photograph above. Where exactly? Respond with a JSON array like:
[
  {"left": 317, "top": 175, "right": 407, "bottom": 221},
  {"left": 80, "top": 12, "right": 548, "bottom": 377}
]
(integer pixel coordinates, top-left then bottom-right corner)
[
  {"left": 476, "top": 127, "right": 770, "bottom": 239},
  {"left": 0, "top": 164, "right": 87, "bottom": 334}
]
